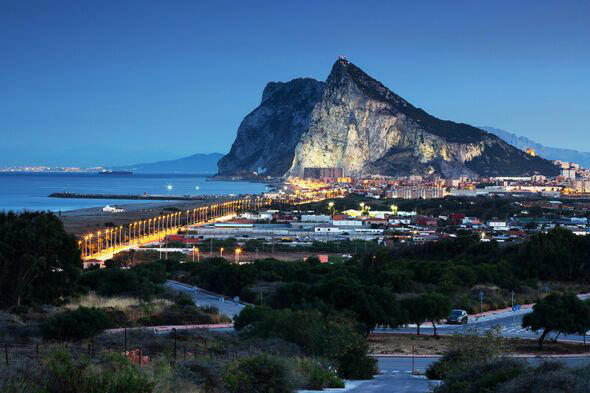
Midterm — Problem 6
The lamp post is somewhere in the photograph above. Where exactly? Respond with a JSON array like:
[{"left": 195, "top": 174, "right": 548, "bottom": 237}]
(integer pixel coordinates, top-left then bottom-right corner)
[
  {"left": 235, "top": 248, "right": 242, "bottom": 264},
  {"left": 220, "top": 247, "right": 224, "bottom": 258}
]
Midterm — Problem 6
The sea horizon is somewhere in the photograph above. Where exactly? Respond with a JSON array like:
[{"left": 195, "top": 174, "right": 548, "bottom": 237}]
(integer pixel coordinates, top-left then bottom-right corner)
[{"left": 0, "top": 172, "right": 268, "bottom": 213}]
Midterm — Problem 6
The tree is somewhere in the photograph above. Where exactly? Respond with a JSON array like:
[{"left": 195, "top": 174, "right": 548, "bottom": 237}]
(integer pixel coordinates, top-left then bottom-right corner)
[
  {"left": 0, "top": 212, "right": 82, "bottom": 307},
  {"left": 401, "top": 293, "right": 451, "bottom": 336},
  {"left": 41, "top": 307, "right": 114, "bottom": 341},
  {"left": 522, "top": 293, "right": 590, "bottom": 348}
]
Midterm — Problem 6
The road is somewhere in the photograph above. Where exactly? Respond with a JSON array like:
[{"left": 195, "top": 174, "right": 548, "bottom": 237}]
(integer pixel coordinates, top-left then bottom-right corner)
[
  {"left": 375, "top": 306, "right": 590, "bottom": 344},
  {"left": 307, "top": 355, "right": 590, "bottom": 393},
  {"left": 166, "top": 280, "right": 245, "bottom": 319}
]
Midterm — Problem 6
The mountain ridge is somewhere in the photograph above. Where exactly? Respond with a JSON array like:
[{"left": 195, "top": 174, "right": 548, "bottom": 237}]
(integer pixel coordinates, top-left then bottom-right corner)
[
  {"left": 113, "top": 152, "right": 224, "bottom": 174},
  {"left": 219, "top": 59, "right": 559, "bottom": 178},
  {"left": 482, "top": 126, "right": 590, "bottom": 167}
]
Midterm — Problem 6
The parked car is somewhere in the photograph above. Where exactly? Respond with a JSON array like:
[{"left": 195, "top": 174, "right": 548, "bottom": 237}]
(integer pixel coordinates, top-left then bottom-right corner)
[{"left": 447, "top": 309, "right": 468, "bottom": 324}]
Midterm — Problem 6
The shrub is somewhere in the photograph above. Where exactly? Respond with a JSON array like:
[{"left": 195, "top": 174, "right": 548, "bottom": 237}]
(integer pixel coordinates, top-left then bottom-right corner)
[
  {"left": 294, "top": 357, "right": 344, "bottom": 390},
  {"left": 433, "top": 357, "right": 529, "bottom": 393},
  {"left": 41, "top": 307, "right": 114, "bottom": 341},
  {"left": 426, "top": 327, "right": 506, "bottom": 380},
  {"left": 223, "top": 355, "right": 292, "bottom": 393},
  {"left": 138, "top": 304, "right": 229, "bottom": 326},
  {"left": 175, "top": 359, "right": 225, "bottom": 392},
  {"left": 235, "top": 306, "right": 375, "bottom": 380},
  {"left": 40, "top": 350, "right": 155, "bottom": 393}
]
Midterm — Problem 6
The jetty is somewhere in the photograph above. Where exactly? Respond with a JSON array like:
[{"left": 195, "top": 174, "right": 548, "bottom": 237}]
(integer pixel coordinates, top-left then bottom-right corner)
[{"left": 49, "top": 192, "right": 211, "bottom": 201}]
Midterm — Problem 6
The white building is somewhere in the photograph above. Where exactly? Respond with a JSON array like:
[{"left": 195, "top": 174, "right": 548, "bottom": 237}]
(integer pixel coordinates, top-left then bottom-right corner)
[{"left": 301, "top": 214, "right": 332, "bottom": 223}]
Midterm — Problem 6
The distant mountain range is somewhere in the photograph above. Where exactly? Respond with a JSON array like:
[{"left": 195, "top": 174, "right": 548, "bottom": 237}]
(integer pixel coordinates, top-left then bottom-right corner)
[
  {"left": 112, "top": 153, "right": 224, "bottom": 174},
  {"left": 481, "top": 127, "right": 590, "bottom": 168},
  {"left": 218, "top": 59, "right": 559, "bottom": 178}
]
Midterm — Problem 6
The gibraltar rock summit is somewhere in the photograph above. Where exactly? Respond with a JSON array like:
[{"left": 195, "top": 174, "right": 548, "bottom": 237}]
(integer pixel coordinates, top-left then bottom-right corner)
[{"left": 218, "top": 59, "right": 559, "bottom": 178}]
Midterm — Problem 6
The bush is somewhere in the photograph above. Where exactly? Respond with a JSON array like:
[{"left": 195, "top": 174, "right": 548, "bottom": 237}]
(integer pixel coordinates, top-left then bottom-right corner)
[
  {"left": 426, "top": 328, "right": 506, "bottom": 380},
  {"left": 496, "top": 362, "right": 590, "bottom": 393},
  {"left": 433, "top": 357, "right": 529, "bottom": 393},
  {"left": 294, "top": 357, "right": 344, "bottom": 390},
  {"left": 235, "top": 306, "right": 375, "bottom": 380},
  {"left": 175, "top": 359, "right": 225, "bottom": 392},
  {"left": 223, "top": 355, "right": 292, "bottom": 393},
  {"left": 137, "top": 304, "right": 229, "bottom": 326},
  {"left": 41, "top": 307, "right": 114, "bottom": 341},
  {"left": 79, "top": 268, "right": 159, "bottom": 299},
  {"left": 7, "top": 349, "right": 156, "bottom": 393}
]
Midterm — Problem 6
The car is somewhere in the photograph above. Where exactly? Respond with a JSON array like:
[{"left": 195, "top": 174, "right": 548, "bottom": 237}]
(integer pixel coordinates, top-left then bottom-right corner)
[{"left": 447, "top": 309, "right": 468, "bottom": 324}]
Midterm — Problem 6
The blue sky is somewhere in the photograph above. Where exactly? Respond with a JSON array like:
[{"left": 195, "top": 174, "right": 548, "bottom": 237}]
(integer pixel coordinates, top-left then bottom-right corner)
[{"left": 1, "top": 0, "right": 589, "bottom": 166}]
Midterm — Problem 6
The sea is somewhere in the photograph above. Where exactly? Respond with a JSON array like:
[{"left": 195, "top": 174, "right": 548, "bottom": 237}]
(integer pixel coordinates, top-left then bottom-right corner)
[{"left": 0, "top": 173, "right": 269, "bottom": 213}]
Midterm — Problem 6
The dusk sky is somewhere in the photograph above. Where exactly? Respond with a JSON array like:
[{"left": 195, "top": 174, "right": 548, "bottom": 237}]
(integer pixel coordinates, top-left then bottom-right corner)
[{"left": 1, "top": 0, "right": 589, "bottom": 166}]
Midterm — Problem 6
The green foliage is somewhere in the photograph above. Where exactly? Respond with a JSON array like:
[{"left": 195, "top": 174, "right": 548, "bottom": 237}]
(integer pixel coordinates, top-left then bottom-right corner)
[
  {"left": 400, "top": 293, "right": 451, "bottom": 335},
  {"left": 223, "top": 355, "right": 292, "bottom": 393},
  {"left": 432, "top": 357, "right": 529, "bottom": 393},
  {"left": 138, "top": 304, "right": 228, "bottom": 326},
  {"left": 294, "top": 358, "right": 344, "bottom": 390},
  {"left": 522, "top": 292, "right": 590, "bottom": 347},
  {"left": 234, "top": 306, "right": 376, "bottom": 379},
  {"left": 0, "top": 211, "right": 82, "bottom": 307},
  {"left": 496, "top": 362, "right": 590, "bottom": 393},
  {"left": 41, "top": 307, "right": 114, "bottom": 341},
  {"left": 78, "top": 262, "right": 166, "bottom": 299},
  {"left": 40, "top": 350, "right": 155, "bottom": 393},
  {"left": 426, "top": 328, "right": 506, "bottom": 380}
]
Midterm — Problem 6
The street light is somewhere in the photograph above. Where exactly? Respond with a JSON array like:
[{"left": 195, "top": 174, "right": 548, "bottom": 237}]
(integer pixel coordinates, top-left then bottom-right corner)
[
  {"left": 235, "top": 248, "right": 242, "bottom": 264},
  {"left": 195, "top": 247, "right": 200, "bottom": 262},
  {"left": 328, "top": 201, "right": 335, "bottom": 216},
  {"left": 220, "top": 247, "right": 224, "bottom": 258}
]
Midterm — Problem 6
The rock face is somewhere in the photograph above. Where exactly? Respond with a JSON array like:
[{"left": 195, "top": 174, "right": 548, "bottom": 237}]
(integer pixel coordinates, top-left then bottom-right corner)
[
  {"left": 217, "top": 78, "right": 324, "bottom": 177},
  {"left": 219, "top": 59, "right": 559, "bottom": 178}
]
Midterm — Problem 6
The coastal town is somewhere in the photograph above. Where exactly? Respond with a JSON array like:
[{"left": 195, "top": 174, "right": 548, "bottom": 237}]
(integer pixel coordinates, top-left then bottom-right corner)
[{"left": 74, "top": 155, "right": 590, "bottom": 266}]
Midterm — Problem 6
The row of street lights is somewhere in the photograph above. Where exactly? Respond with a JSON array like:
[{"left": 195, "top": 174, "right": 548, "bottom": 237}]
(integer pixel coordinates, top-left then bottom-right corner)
[
  {"left": 80, "top": 197, "right": 272, "bottom": 259},
  {"left": 190, "top": 246, "right": 242, "bottom": 263},
  {"left": 80, "top": 188, "right": 346, "bottom": 260}
]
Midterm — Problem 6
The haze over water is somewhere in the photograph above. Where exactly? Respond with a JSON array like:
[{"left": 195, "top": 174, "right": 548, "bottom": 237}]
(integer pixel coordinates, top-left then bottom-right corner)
[{"left": 0, "top": 173, "right": 268, "bottom": 212}]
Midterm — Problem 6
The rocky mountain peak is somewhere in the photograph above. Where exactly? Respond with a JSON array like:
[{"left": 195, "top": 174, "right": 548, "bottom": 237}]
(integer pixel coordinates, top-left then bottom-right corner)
[{"left": 218, "top": 59, "right": 559, "bottom": 179}]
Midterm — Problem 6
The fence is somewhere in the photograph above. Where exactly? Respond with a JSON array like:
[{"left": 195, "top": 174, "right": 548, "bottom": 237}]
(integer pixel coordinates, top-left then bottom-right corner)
[{"left": 1, "top": 327, "right": 233, "bottom": 369}]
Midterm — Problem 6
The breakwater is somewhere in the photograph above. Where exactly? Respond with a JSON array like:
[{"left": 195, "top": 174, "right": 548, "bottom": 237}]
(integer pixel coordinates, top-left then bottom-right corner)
[{"left": 50, "top": 192, "right": 212, "bottom": 201}]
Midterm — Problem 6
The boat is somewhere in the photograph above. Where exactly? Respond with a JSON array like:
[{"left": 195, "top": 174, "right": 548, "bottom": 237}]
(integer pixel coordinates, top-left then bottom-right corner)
[{"left": 98, "top": 170, "right": 133, "bottom": 175}]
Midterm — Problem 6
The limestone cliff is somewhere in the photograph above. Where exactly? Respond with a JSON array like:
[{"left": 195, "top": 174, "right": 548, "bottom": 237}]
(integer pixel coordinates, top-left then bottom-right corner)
[
  {"left": 219, "top": 59, "right": 559, "bottom": 178},
  {"left": 217, "top": 78, "right": 324, "bottom": 176}
]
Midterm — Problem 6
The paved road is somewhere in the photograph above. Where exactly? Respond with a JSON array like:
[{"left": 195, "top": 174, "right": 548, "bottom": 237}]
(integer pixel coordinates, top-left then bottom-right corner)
[
  {"left": 375, "top": 307, "right": 590, "bottom": 344},
  {"left": 336, "top": 356, "right": 590, "bottom": 393},
  {"left": 166, "top": 280, "right": 245, "bottom": 319}
]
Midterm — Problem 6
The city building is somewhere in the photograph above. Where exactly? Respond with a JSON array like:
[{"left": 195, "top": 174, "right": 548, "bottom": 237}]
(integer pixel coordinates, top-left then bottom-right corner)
[{"left": 303, "top": 167, "right": 344, "bottom": 180}]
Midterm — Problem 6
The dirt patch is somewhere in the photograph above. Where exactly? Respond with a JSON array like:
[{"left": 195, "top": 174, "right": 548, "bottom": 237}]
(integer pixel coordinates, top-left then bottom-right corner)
[{"left": 369, "top": 333, "right": 590, "bottom": 356}]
